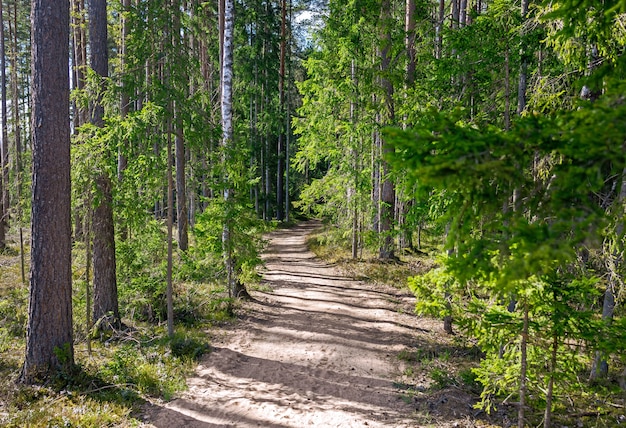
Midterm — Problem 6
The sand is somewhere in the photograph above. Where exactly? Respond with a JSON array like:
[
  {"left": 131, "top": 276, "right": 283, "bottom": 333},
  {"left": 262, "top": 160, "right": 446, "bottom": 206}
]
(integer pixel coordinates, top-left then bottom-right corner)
[{"left": 141, "top": 221, "right": 426, "bottom": 427}]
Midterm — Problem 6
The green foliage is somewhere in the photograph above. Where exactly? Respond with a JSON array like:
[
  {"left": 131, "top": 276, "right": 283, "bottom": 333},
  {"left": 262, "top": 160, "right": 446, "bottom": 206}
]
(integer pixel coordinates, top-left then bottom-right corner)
[
  {"left": 388, "top": 93, "right": 626, "bottom": 416},
  {"left": 0, "top": 287, "right": 27, "bottom": 338},
  {"left": 409, "top": 265, "right": 456, "bottom": 320},
  {"left": 188, "top": 197, "right": 268, "bottom": 286},
  {"left": 170, "top": 332, "right": 210, "bottom": 361},
  {"left": 98, "top": 341, "right": 189, "bottom": 400},
  {"left": 116, "top": 219, "right": 168, "bottom": 323}
]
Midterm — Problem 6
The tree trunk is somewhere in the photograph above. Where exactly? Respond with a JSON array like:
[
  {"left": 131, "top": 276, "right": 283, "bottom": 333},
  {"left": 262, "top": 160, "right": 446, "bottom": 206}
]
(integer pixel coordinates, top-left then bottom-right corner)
[
  {"left": 0, "top": 0, "right": 9, "bottom": 226},
  {"left": 175, "top": 103, "right": 188, "bottom": 250},
  {"left": 9, "top": 0, "right": 22, "bottom": 202},
  {"left": 436, "top": 0, "right": 444, "bottom": 60},
  {"left": 544, "top": 331, "right": 558, "bottom": 428},
  {"left": 517, "top": 0, "right": 529, "bottom": 115},
  {"left": 504, "top": 47, "right": 511, "bottom": 130},
  {"left": 221, "top": 0, "right": 247, "bottom": 299},
  {"left": 518, "top": 299, "right": 529, "bottom": 428},
  {"left": 371, "top": 118, "right": 380, "bottom": 233},
  {"left": 92, "top": 175, "right": 120, "bottom": 327},
  {"left": 276, "top": 0, "right": 287, "bottom": 221},
  {"left": 285, "top": 4, "right": 291, "bottom": 222},
  {"left": 0, "top": 0, "right": 7, "bottom": 249},
  {"left": 72, "top": 0, "right": 88, "bottom": 129},
  {"left": 21, "top": 0, "right": 74, "bottom": 382},
  {"left": 351, "top": 59, "right": 359, "bottom": 260},
  {"left": 71, "top": 0, "right": 87, "bottom": 241},
  {"left": 119, "top": 0, "right": 130, "bottom": 180},
  {"left": 379, "top": 0, "right": 396, "bottom": 260},
  {"left": 167, "top": 119, "right": 175, "bottom": 337},
  {"left": 171, "top": 0, "right": 188, "bottom": 251},
  {"left": 90, "top": 0, "right": 120, "bottom": 329}
]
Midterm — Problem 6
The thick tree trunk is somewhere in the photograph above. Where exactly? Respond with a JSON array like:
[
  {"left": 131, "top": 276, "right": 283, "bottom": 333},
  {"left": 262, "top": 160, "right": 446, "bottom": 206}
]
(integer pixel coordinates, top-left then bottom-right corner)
[
  {"left": 90, "top": 0, "right": 120, "bottom": 329},
  {"left": 21, "top": 0, "right": 74, "bottom": 382}
]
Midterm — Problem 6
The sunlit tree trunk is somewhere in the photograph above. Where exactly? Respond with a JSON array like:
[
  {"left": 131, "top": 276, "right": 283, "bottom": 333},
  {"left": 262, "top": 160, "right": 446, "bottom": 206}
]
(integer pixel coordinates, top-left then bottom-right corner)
[
  {"left": 0, "top": 0, "right": 9, "bottom": 227},
  {"left": 398, "top": 0, "right": 416, "bottom": 251},
  {"left": 119, "top": 0, "right": 130, "bottom": 179},
  {"left": 379, "top": 0, "right": 396, "bottom": 260},
  {"left": 90, "top": 0, "right": 120, "bottom": 329},
  {"left": 0, "top": 0, "right": 8, "bottom": 248},
  {"left": 21, "top": 0, "right": 73, "bottom": 383},
  {"left": 172, "top": 0, "right": 188, "bottom": 250},
  {"left": 276, "top": 0, "right": 287, "bottom": 221},
  {"left": 221, "top": 0, "right": 247, "bottom": 298},
  {"left": 8, "top": 0, "right": 22, "bottom": 191},
  {"left": 435, "top": 0, "right": 444, "bottom": 59},
  {"left": 166, "top": 116, "right": 175, "bottom": 337},
  {"left": 351, "top": 59, "right": 359, "bottom": 260}
]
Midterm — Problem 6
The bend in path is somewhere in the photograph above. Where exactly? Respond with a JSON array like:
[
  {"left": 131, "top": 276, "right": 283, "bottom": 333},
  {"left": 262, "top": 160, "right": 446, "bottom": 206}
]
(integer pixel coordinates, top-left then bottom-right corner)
[{"left": 143, "top": 221, "right": 423, "bottom": 427}]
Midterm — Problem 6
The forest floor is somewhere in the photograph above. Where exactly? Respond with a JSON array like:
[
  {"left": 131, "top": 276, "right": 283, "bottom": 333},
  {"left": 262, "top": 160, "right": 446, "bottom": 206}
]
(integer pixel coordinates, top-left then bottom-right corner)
[{"left": 141, "top": 221, "right": 513, "bottom": 427}]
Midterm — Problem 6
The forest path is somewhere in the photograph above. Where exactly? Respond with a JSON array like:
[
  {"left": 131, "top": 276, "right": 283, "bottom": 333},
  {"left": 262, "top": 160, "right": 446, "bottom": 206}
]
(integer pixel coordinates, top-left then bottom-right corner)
[{"left": 143, "top": 221, "right": 424, "bottom": 427}]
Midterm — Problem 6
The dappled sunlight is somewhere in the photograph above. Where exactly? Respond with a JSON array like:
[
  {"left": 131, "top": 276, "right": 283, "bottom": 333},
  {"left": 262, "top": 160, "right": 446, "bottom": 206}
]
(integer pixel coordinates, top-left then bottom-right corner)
[{"left": 144, "top": 222, "right": 423, "bottom": 427}]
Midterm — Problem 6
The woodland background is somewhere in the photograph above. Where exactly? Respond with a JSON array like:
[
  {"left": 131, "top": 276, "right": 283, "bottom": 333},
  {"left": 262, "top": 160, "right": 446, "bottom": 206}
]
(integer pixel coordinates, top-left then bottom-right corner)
[{"left": 0, "top": 0, "right": 625, "bottom": 426}]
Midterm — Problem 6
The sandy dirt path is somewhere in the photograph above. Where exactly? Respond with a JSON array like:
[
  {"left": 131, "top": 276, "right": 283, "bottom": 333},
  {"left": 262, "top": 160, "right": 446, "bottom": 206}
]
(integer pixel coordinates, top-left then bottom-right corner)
[{"left": 143, "top": 222, "right": 424, "bottom": 427}]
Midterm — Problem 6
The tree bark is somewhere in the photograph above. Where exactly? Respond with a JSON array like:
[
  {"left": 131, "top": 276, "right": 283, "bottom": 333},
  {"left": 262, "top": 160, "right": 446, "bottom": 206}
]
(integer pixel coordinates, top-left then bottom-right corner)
[
  {"left": 0, "top": 0, "right": 8, "bottom": 248},
  {"left": 221, "top": 0, "right": 247, "bottom": 299},
  {"left": 436, "top": 0, "right": 444, "bottom": 60},
  {"left": 590, "top": 170, "right": 623, "bottom": 381},
  {"left": 21, "top": 0, "right": 74, "bottom": 383},
  {"left": 379, "top": 0, "right": 396, "bottom": 260},
  {"left": 276, "top": 0, "right": 287, "bottom": 221},
  {"left": 0, "top": 0, "right": 9, "bottom": 226},
  {"left": 518, "top": 299, "right": 529, "bottom": 428},
  {"left": 517, "top": 0, "right": 529, "bottom": 115},
  {"left": 9, "top": 0, "right": 22, "bottom": 191},
  {"left": 90, "top": 0, "right": 120, "bottom": 329},
  {"left": 167, "top": 119, "right": 174, "bottom": 337},
  {"left": 119, "top": 0, "right": 130, "bottom": 180},
  {"left": 175, "top": 103, "right": 188, "bottom": 251}
]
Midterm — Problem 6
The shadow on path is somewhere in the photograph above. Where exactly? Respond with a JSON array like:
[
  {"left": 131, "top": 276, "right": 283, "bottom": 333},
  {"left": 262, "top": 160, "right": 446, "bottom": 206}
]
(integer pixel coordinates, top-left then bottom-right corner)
[{"left": 142, "top": 221, "right": 433, "bottom": 427}]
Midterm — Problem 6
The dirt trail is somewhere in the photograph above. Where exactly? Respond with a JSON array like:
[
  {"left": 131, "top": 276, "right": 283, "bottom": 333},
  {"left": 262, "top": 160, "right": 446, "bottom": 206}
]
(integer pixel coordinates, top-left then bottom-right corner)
[{"left": 142, "top": 221, "right": 425, "bottom": 427}]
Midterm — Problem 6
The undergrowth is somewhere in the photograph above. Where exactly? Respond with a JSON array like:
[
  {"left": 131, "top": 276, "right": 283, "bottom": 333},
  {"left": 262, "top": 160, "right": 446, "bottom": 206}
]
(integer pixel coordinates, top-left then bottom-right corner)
[
  {"left": 306, "top": 224, "right": 437, "bottom": 287},
  {"left": 0, "top": 226, "right": 237, "bottom": 427},
  {"left": 306, "top": 222, "right": 626, "bottom": 427}
]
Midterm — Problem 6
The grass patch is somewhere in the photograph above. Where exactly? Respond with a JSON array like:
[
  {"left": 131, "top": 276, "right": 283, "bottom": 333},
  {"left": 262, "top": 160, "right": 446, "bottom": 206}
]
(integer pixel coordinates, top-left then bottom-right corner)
[
  {"left": 0, "top": 228, "right": 234, "bottom": 427},
  {"left": 306, "top": 225, "right": 437, "bottom": 289}
]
